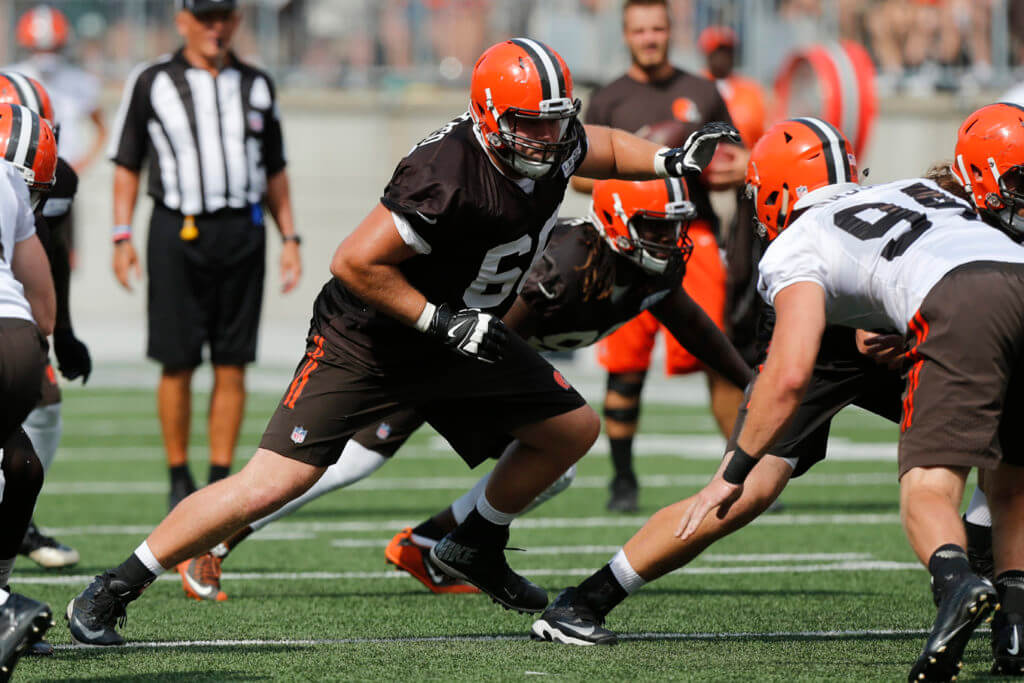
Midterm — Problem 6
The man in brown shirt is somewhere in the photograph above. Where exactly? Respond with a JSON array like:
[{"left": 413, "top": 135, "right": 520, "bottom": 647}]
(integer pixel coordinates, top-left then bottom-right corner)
[{"left": 574, "top": 0, "right": 749, "bottom": 512}]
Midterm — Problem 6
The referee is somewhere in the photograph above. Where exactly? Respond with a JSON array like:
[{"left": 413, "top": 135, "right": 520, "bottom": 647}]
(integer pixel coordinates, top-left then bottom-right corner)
[{"left": 109, "top": 0, "right": 301, "bottom": 510}]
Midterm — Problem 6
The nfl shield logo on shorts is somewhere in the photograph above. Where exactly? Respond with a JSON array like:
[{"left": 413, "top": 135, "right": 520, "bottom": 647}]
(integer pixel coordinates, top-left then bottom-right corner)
[
  {"left": 376, "top": 422, "right": 391, "bottom": 440},
  {"left": 290, "top": 425, "right": 308, "bottom": 444}
]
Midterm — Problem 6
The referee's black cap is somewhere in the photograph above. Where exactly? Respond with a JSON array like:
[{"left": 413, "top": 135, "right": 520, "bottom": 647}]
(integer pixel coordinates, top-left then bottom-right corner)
[{"left": 179, "top": 0, "right": 237, "bottom": 15}]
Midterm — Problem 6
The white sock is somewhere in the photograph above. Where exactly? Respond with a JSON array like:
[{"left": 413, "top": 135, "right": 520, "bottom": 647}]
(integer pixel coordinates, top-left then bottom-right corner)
[
  {"left": 608, "top": 549, "right": 646, "bottom": 595},
  {"left": 476, "top": 493, "right": 516, "bottom": 526},
  {"left": 452, "top": 472, "right": 492, "bottom": 524},
  {"left": 134, "top": 541, "right": 167, "bottom": 576},
  {"left": 0, "top": 557, "right": 14, "bottom": 589},
  {"left": 22, "top": 403, "right": 62, "bottom": 473},
  {"left": 965, "top": 486, "right": 992, "bottom": 527},
  {"left": 251, "top": 440, "right": 388, "bottom": 532}
]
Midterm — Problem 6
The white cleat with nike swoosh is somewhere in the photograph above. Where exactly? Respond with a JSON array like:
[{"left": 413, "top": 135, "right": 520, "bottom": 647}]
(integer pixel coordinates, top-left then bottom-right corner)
[{"left": 530, "top": 588, "right": 618, "bottom": 646}]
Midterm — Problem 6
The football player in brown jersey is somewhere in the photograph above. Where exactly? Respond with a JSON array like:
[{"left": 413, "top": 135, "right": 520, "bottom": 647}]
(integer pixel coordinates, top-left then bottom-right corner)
[
  {"left": 577, "top": 0, "right": 750, "bottom": 513},
  {"left": 176, "top": 178, "right": 753, "bottom": 600},
  {"left": 66, "top": 38, "right": 740, "bottom": 646}
]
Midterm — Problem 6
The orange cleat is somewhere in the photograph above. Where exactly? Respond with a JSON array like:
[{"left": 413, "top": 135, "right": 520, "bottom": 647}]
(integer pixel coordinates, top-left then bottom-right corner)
[
  {"left": 384, "top": 528, "right": 479, "bottom": 594},
  {"left": 178, "top": 552, "right": 228, "bottom": 602}
]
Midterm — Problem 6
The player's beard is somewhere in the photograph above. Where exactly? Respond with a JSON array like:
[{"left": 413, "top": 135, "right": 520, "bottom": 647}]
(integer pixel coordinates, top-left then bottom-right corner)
[{"left": 630, "top": 43, "right": 669, "bottom": 77}]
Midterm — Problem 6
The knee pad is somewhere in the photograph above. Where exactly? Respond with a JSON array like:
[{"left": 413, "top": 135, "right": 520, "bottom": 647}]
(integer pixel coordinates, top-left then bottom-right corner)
[
  {"left": 604, "top": 405, "right": 641, "bottom": 423},
  {"left": 606, "top": 372, "right": 645, "bottom": 398}
]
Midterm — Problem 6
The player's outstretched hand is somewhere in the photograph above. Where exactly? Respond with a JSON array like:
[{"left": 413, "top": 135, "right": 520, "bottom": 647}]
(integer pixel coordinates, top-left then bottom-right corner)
[
  {"left": 658, "top": 122, "right": 742, "bottom": 177},
  {"left": 428, "top": 304, "right": 508, "bottom": 363},
  {"left": 674, "top": 473, "right": 742, "bottom": 541},
  {"left": 53, "top": 328, "right": 92, "bottom": 383}
]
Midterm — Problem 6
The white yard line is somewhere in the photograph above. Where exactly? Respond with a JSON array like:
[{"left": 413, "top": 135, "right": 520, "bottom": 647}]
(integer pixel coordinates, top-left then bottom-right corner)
[
  {"left": 329, "top": 539, "right": 874, "bottom": 564},
  {"left": 39, "top": 472, "right": 897, "bottom": 496},
  {"left": 40, "top": 513, "right": 902, "bottom": 538},
  {"left": 55, "top": 435, "right": 897, "bottom": 462},
  {"left": 52, "top": 626, "right": 946, "bottom": 651},
  {"left": 14, "top": 560, "right": 921, "bottom": 586}
]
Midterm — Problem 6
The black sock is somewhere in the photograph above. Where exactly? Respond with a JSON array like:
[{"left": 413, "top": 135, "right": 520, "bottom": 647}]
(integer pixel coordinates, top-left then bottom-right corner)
[
  {"left": 996, "top": 571, "right": 1024, "bottom": 621},
  {"left": 169, "top": 464, "right": 195, "bottom": 489},
  {"left": 928, "top": 543, "right": 972, "bottom": 602},
  {"left": 208, "top": 465, "right": 230, "bottom": 485},
  {"left": 111, "top": 553, "right": 157, "bottom": 591},
  {"left": 577, "top": 564, "right": 628, "bottom": 619},
  {"left": 412, "top": 519, "right": 446, "bottom": 544},
  {"left": 609, "top": 438, "right": 635, "bottom": 481},
  {"left": 455, "top": 509, "right": 508, "bottom": 547}
]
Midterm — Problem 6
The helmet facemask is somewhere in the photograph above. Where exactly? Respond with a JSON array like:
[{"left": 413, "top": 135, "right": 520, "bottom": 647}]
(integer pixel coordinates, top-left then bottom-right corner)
[
  {"left": 991, "top": 164, "right": 1024, "bottom": 241},
  {"left": 610, "top": 192, "right": 695, "bottom": 275},
  {"left": 486, "top": 90, "right": 580, "bottom": 179}
]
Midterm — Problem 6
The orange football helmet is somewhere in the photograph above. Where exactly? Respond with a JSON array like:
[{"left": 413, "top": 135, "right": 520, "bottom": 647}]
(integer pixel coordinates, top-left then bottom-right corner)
[
  {"left": 591, "top": 178, "right": 696, "bottom": 275},
  {"left": 16, "top": 5, "right": 70, "bottom": 52},
  {"left": 951, "top": 102, "right": 1024, "bottom": 239},
  {"left": 746, "top": 117, "right": 857, "bottom": 240},
  {"left": 0, "top": 72, "right": 55, "bottom": 124},
  {"left": 470, "top": 38, "right": 581, "bottom": 179},
  {"left": 0, "top": 104, "right": 58, "bottom": 209}
]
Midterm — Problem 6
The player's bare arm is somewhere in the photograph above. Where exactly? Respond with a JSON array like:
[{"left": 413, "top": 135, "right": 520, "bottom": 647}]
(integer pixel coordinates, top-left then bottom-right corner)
[
  {"left": 111, "top": 165, "right": 142, "bottom": 291},
  {"left": 266, "top": 169, "right": 302, "bottom": 294},
  {"left": 331, "top": 203, "right": 426, "bottom": 327},
  {"left": 500, "top": 296, "right": 537, "bottom": 340},
  {"left": 650, "top": 286, "right": 752, "bottom": 389},
  {"left": 576, "top": 122, "right": 740, "bottom": 180},
  {"left": 675, "top": 281, "right": 825, "bottom": 540},
  {"left": 11, "top": 233, "right": 56, "bottom": 336}
]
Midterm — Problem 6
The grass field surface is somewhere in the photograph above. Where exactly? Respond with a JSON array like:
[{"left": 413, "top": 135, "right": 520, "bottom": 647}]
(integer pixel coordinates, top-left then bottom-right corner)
[{"left": 9, "top": 383, "right": 991, "bottom": 681}]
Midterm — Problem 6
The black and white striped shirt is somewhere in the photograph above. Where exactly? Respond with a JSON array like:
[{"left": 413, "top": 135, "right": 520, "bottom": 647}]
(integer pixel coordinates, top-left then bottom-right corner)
[{"left": 108, "top": 48, "right": 285, "bottom": 215}]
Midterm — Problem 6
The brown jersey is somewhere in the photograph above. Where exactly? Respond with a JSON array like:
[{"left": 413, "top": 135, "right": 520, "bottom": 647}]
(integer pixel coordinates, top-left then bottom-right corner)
[
  {"left": 585, "top": 68, "right": 733, "bottom": 230},
  {"left": 311, "top": 112, "right": 588, "bottom": 370},
  {"left": 518, "top": 218, "right": 682, "bottom": 352}
]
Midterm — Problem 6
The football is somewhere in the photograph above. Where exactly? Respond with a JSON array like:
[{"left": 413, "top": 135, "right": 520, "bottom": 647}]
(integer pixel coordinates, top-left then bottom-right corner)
[{"left": 634, "top": 119, "right": 693, "bottom": 148}]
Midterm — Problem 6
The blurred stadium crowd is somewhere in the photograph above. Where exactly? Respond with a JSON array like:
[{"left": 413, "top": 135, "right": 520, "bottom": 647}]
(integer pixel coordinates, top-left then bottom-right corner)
[{"left": 0, "top": 0, "right": 1021, "bottom": 95}]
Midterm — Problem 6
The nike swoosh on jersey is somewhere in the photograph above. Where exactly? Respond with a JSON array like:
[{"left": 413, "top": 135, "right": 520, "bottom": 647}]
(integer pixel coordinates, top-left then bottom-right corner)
[{"left": 415, "top": 211, "right": 438, "bottom": 224}]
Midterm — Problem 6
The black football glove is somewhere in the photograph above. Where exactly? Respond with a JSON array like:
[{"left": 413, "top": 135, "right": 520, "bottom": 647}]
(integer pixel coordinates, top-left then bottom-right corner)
[
  {"left": 657, "top": 121, "right": 742, "bottom": 177},
  {"left": 426, "top": 303, "right": 508, "bottom": 364},
  {"left": 53, "top": 328, "right": 92, "bottom": 383}
]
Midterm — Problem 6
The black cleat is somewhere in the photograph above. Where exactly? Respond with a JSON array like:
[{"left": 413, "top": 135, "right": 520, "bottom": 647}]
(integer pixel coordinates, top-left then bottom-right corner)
[
  {"left": 909, "top": 573, "right": 997, "bottom": 682},
  {"left": 20, "top": 521, "right": 80, "bottom": 569},
  {"left": 24, "top": 639, "right": 53, "bottom": 656},
  {"left": 530, "top": 588, "right": 618, "bottom": 646},
  {"left": 991, "top": 614, "right": 1024, "bottom": 676},
  {"left": 606, "top": 475, "right": 638, "bottom": 513},
  {"left": 429, "top": 533, "right": 547, "bottom": 614},
  {"left": 0, "top": 593, "right": 53, "bottom": 682},
  {"left": 964, "top": 518, "right": 994, "bottom": 582},
  {"left": 65, "top": 573, "right": 144, "bottom": 646}
]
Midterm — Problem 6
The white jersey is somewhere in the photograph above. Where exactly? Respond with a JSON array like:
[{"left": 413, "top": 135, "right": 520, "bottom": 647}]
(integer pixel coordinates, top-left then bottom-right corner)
[
  {"left": 758, "top": 178, "right": 1024, "bottom": 334},
  {"left": 8, "top": 54, "right": 101, "bottom": 165},
  {"left": 0, "top": 160, "right": 38, "bottom": 323}
]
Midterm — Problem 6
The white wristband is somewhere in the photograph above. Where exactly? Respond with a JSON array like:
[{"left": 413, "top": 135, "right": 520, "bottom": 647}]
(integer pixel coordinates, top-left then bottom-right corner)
[
  {"left": 414, "top": 301, "right": 436, "bottom": 333},
  {"left": 653, "top": 146, "right": 671, "bottom": 178}
]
